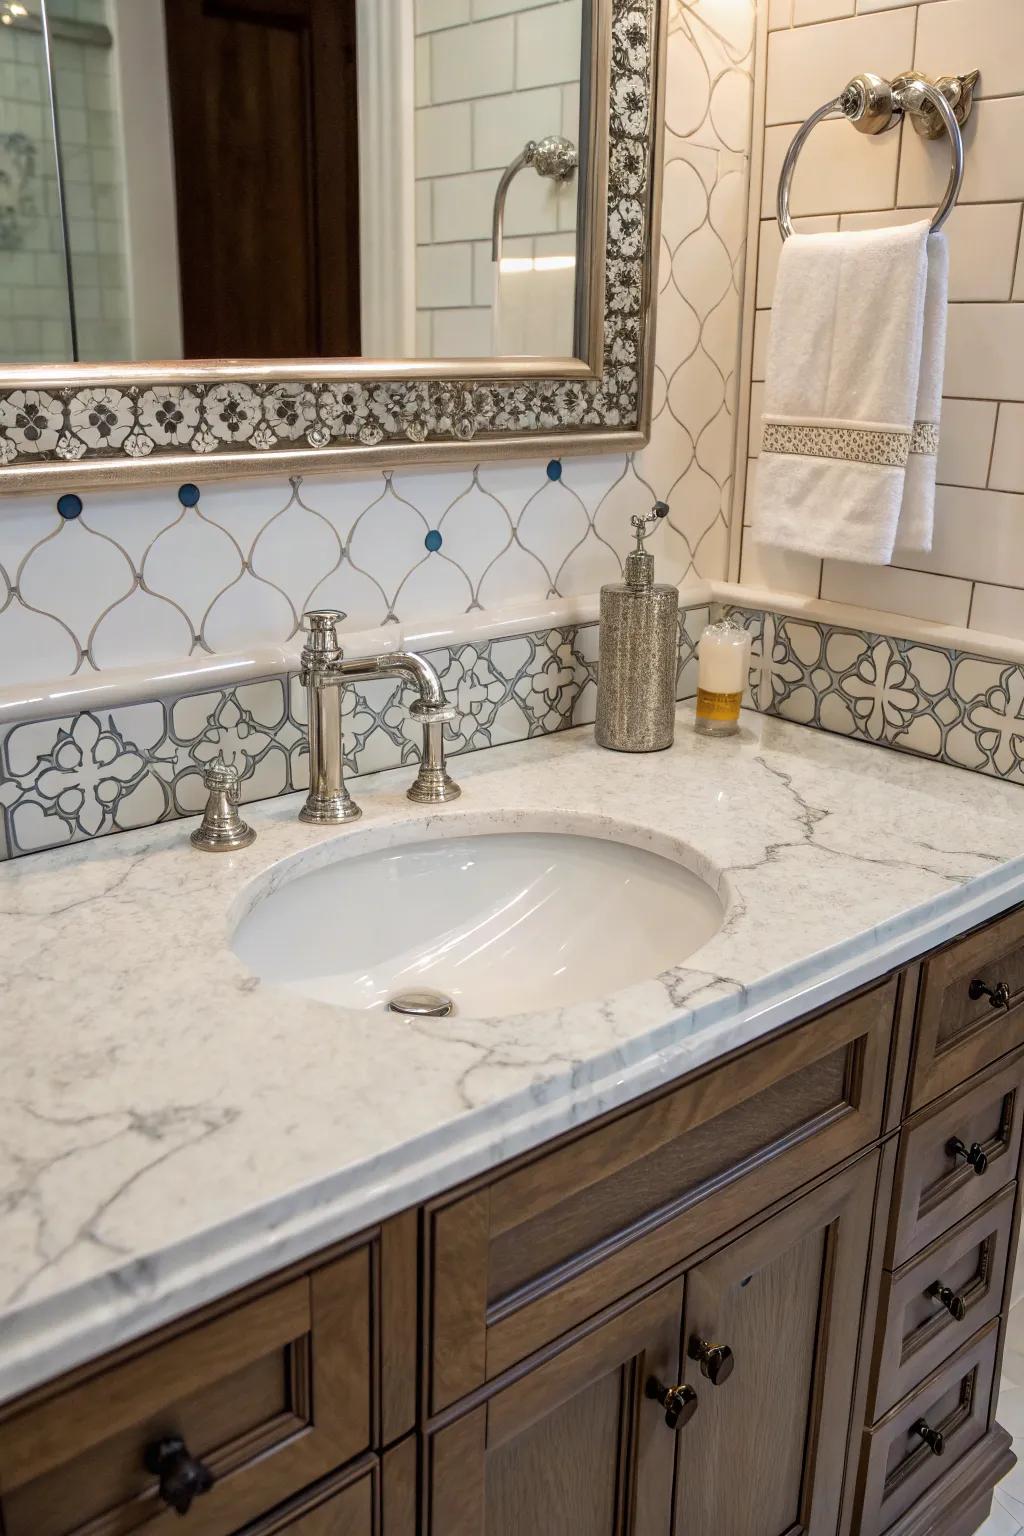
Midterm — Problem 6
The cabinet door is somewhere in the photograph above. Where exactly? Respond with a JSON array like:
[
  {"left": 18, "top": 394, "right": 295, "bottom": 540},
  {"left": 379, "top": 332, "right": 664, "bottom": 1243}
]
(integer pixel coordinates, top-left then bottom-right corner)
[
  {"left": 427, "top": 1280, "right": 683, "bottom": 1536},
  {"left": 673, "top": 1155, "right": 878, "bottom": 1536}
]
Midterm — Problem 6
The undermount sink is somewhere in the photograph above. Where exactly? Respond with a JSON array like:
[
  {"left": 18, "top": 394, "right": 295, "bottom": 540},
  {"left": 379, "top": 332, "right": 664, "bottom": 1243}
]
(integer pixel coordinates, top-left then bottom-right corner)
[{"left": 231, "top": 828, "right": 723, "bottom": 1018}]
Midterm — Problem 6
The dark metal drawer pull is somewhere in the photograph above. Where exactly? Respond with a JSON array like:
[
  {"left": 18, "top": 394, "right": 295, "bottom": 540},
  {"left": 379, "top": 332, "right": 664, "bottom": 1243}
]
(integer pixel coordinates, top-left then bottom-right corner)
[
  {"left": 646, "top": 1377, "right": 699, "bottom": 1431},
  {"left": 144, "top": 1437, "right": 215, "bottom": 1517},
  {"left": 912, "top": 1418, "right": 945, "bottom": 1456},
  {"left": 927, "top": 1281, "right": 967, "bottom": 1321},
  {"left": 688, "top": 1335, "right": 735, "bottom": 1386},
  {"left": 968, "top": 978, "right": 1010, "bottom": 1010},
  {"left": 947, "top": 1137, "right": 989, "bottom": 1176}
]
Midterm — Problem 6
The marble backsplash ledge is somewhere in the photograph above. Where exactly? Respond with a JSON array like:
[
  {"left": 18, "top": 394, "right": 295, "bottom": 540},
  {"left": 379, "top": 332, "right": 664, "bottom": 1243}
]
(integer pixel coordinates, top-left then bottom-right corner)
[{"left": 0, "top": 605, "right": 712, "bottom": 860}]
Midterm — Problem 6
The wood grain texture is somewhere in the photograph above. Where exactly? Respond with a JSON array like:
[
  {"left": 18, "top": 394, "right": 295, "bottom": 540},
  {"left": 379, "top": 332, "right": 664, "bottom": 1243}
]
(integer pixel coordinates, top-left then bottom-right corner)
[
  {"left": 889, "top": 1049, "right": 1024, "bottom": 1266},
  {"left": 880, "top": 1424, "right": 1014, "bottom": 1536},
  {"left": 489, "top": 980, "right": 896, "bottom": 1238},
  {"left": 310, "top": 1249, "right": 373, "bottom": 1464},
  {"left": 428, "top": 1191, "right": 490, "bottom": 1414},
  {"left": 380, "top": 1210, "right": 418, "bottom": 1446},
  {"left": 430, "top": 979, "right": 896, "bottom": 1385},
  {"left": 1, "top": 1252, "right": 374, "bottom": 1536},
  {"left": 673, "top": 1155, "right": 878, "bottom": 1536},
  {"left": 428, "top": 1282, "right": 680, "bottom": 1536},
  {"left": 239, "top": 1458, "right": 379, "bottom": 1536},
  {"left": 0, "top": 1279, "right": 309, "bottom": 1489},
  {"left": 853, "top": 1321, "right": 1000, "bottom": 1536},
  {"left": 872, "top": 1185, "right": 1015, "bottom": 1420},
  {"left": 911, "top": 904, "right": 1024, "bottom": 1111},
  {"left": 429, "top": 1408, "right": 486, "bottom": 1536},
  {"left": 381, "top": 1438, "right": 417, "bottom": 1536}
]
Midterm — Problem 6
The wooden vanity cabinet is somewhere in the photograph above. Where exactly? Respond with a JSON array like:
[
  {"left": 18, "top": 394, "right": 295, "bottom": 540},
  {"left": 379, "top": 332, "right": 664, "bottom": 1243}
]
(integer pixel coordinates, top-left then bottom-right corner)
[
  {"left": 671, "top": 1157, "right": 878, "bottom": 1536},
  {"left": 6, "top": 906, "right": 1024, "bottom": 1536},
  {"left": 426, "top": 1279, "right": 683, "bottom": 1536}
]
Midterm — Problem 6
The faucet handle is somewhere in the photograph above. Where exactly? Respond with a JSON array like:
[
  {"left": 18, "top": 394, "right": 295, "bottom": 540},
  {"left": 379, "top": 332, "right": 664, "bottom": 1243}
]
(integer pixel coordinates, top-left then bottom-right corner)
[
  {"left": 301, "top": 609, "right": 346, "bottom": 674},
  {"left": 190, "top": 755, "right": 256, "bottom": 853},
  {"left": 303, "top": 608, "right": 346, "bottom": 633}
]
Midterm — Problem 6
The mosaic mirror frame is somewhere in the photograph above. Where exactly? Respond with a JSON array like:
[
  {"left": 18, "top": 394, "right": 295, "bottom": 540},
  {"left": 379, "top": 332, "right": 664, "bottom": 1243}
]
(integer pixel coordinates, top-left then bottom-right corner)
[{"left": 0, "top": 0, "right": 666, "bottom": 491}]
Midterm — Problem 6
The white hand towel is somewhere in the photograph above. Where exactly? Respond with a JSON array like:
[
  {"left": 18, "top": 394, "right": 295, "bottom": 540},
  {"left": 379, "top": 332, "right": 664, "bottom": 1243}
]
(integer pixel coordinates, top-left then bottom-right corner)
[
  {"left": 753, "top": 221, "right": 930, "bottom": 565},
  {"left": 894, "top": 233, "right": 949, "bottom": 555}
]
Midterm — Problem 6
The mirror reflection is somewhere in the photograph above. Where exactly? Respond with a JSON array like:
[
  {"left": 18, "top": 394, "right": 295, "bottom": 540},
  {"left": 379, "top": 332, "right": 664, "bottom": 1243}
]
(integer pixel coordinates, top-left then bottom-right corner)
[{"left": 0, "top": 0, "right": 590, "bottom": 366}]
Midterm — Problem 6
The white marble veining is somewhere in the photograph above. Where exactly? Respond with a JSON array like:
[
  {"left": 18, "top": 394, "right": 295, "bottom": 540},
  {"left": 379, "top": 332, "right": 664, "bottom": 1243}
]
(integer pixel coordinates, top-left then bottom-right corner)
[{"left": 3, "top": 708, "right": 1024, "bottom": 1405}]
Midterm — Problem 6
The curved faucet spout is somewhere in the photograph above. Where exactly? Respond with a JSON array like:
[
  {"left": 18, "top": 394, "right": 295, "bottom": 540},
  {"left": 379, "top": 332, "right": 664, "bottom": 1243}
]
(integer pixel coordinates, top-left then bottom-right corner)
[{"left": 297, "top": 611, "right": 461, "bottom": 819}]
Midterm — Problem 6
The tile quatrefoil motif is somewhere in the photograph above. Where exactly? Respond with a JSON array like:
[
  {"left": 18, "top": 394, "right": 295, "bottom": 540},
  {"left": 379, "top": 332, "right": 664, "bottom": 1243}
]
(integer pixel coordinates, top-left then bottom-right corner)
[
  {"left": 0, "top": 608, "right": 710, "bottom": 858},
  {"left": 726, "top": 607, "right": 1024, "bottom": 787},
  {"left": 0, "top": 0, "right": 658, "bottom": 470}
]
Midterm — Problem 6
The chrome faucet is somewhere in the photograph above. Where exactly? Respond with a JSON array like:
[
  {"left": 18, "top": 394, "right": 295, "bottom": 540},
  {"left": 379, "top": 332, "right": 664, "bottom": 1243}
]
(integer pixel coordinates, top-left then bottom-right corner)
[{"left": 298, "top": 609, "right": 461, "bottom": 824}]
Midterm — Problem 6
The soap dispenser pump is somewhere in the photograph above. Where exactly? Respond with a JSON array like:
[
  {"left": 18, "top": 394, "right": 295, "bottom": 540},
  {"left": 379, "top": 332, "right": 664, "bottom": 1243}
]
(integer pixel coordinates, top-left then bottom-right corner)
[{"left": 595, "top": 501, "right": 678, "bottom": 752}]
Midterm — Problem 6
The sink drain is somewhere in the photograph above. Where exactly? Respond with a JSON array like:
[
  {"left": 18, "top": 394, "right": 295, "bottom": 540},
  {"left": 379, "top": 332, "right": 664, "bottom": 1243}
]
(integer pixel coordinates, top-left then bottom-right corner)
[{"left": 387, "top": 989, "right": 455, "bottom": 1018}]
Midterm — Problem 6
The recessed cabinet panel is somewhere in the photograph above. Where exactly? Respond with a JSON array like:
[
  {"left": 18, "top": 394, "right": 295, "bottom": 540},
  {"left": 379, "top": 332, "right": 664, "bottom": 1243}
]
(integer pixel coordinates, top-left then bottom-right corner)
[
  {"left": 0, "top": 1251, "right": 373, "bottom": 1536},
  {"left": 912, "top": 904, "right": 1024, "bottom": 1109},
  {"left": 429, "top": 980, "right": 897, "bottom": 1411},
  {"left": 673, "top": 1156, "right": 879, "bottom": 1536},
  {"left": 872, "top": 1185, "right": 1015, "bottom": 1419},
  {"left": 890, "top": 1050, "right": 1024, "bottom": 1267},
  {"left": 426, "top": 1281, "right": 683, "bottom": 1536},
  {"left": 854, "top": 1322, "right": 999, "bottom": 1535}
]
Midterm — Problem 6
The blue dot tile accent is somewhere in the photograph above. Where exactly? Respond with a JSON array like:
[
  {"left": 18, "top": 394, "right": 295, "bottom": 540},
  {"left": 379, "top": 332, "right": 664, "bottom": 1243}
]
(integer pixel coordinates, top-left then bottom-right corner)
[
  {"left": 178, "top": 483, "right": 201, "bottom": 507},
  {"left": 57, "top": 493, "right": 82, "bottom": 520},
  {"left": 424, "top": 529, "right": 443, "bottom": 552},
  {"left": 546, "top": 459, "right": 563, "bottom": 481}
]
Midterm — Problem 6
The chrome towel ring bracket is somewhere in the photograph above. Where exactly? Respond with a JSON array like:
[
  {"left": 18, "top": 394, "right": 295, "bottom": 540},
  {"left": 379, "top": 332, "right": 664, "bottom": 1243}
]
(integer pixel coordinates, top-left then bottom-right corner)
[{"left": 777, "top": 69, "right": 978, "bottom": 241}]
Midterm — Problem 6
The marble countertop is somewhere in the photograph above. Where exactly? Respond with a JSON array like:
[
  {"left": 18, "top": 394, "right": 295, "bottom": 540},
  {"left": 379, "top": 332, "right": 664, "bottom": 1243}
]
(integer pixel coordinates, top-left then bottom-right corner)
[{"left": 4, "top": 708, "right": 1024, "bottom": 1406}]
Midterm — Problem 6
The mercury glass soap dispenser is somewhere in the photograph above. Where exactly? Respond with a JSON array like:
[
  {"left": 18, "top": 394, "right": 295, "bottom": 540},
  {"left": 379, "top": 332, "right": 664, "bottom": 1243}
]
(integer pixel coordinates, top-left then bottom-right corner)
[{"left": 595, "top": 502, "right": 678, "bottom": 752}]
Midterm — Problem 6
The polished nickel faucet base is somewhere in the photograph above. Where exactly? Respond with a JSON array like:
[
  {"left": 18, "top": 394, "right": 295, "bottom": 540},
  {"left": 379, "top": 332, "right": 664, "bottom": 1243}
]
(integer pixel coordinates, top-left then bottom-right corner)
[
  {"left": 299, "top": 789, "right": 362, "bottom": 825},
  {"left": 190, "top": 755, "right": 257, "bottom": 852},
  {"left": 408, "top": 765, "right": 461, "bottom": 805}
]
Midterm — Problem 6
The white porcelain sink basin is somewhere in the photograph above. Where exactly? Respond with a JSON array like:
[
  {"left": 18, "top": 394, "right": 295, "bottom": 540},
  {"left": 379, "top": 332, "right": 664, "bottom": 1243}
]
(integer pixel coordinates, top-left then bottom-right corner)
[{"left": 232, "top": 829, "right": 723, "bottom": 1018}]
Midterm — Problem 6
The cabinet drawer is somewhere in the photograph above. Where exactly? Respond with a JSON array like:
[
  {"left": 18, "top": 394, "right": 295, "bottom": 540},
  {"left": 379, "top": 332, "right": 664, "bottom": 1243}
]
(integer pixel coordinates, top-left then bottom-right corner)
[
  {"left": 0, "top": 1250, "right": 373, "bottom": 1536},
  {"left": 428, "top": 978, "right": 897, "bottom": 1411},
  {"left": 855, "top": 1321, "right": 999, "bottom": 1536},
  {"left": 871, "top": 1186, "right": 1015, "bottom": 1420},
  {"left": 889, "top": 1050, "right": 1024, "bottom": 1269},
  {"left": 911, "top": 905, "right": 1024, "bottom": 1110}
]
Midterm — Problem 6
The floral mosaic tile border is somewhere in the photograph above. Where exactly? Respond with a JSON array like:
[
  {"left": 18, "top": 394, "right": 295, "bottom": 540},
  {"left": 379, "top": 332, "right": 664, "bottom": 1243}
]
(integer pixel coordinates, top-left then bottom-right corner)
[
  {"left": 725, "top": 605, "right": 1024, "bottom": 787},
  {"left": 0, "top": 606, "right": 709, "bottom": 858}
]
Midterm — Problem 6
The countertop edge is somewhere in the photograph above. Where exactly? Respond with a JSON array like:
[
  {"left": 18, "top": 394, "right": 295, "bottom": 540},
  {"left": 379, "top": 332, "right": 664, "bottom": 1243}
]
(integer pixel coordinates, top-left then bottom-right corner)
[{"left": 2, "top": 854, "right": 1024, "bottom": 1409}]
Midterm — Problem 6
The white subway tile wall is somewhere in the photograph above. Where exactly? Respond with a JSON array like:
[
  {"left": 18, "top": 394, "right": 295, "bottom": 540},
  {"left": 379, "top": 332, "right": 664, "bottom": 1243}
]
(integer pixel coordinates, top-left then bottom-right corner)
[
  {"left": 741, "top": 0, "right": 1024, "bottom": 637},
  {"left": 414, "top": 0, "right": 585, "bottom": 355},
  {"left": 0, "top": 0, "right": 756, "bottom": 691}
]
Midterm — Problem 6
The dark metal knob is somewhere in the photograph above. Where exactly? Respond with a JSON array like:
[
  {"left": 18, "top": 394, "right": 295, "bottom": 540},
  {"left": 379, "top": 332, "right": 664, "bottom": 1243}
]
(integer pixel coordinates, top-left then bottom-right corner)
[
  {"left": 947, "top": 1137, "right": 988, "bottom": 1176},
  {"left": 928, "top": 1281, "right": 967, "bottom": 1322},
  {"left": 912, "top": 1418, "right": 945, "bottom": 1456},
  {"left": 968, "top": 978, "right": 1010, "bottom": 1010},
  {"left": 688, "top": 1335, "right": 735, "bottom": 1386},
  {"left": 144, "top": 1437, "right": 215, "bottom": 1516},
  {"left": 646, "top": 1377, "right": 699, "bottom": 1430}
]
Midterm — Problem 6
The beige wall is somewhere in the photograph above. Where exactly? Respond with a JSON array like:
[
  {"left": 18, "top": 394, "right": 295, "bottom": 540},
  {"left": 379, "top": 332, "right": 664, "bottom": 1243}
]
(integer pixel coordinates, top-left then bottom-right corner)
[{"left": 735, "top": 0, "right": 1024, "bottom": 640}]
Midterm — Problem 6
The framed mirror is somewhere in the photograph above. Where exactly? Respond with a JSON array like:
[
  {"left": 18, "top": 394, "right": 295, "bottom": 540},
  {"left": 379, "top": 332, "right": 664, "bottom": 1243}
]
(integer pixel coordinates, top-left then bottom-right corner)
[{"left": 0, "top": 0, "right": 664, "bottom": 487}]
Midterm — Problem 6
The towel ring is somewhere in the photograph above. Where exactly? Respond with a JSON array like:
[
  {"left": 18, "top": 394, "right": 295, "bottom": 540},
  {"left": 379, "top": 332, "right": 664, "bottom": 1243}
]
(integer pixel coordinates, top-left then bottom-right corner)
[{"left": 778, "top": 74, "right": 965, "bottom": 240}]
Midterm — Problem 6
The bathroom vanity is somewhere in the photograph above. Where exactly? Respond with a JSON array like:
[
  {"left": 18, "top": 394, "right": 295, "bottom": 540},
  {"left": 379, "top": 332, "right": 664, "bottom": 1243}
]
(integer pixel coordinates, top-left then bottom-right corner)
[{"left": 2, "top": 712, "right": 1024, "bottom": 1536}]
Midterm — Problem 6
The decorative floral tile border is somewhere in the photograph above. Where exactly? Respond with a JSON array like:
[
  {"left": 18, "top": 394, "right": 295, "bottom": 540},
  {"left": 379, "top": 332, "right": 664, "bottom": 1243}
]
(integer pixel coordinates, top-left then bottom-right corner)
[
  {"left": 0, "top": 1, "right": 657, "bottom": 473},
  {"left": 725, "top": 605, "right": 1024, "bottom": 786},
  {"left": 0, "top": 606, "right": 709, "bottom": 858}
]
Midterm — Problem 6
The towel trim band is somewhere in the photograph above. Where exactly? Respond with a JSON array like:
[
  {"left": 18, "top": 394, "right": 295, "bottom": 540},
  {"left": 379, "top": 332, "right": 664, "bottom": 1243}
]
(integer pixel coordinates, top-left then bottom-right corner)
[{"left": 762, "top": 420, "right": 939, "bottom": 469}]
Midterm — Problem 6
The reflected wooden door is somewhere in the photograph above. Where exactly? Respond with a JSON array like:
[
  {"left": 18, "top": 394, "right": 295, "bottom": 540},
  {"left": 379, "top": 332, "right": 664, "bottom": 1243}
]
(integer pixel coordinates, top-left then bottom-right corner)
[{"left": 163, "top": 0, "right": 361, "bottom": 359}]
